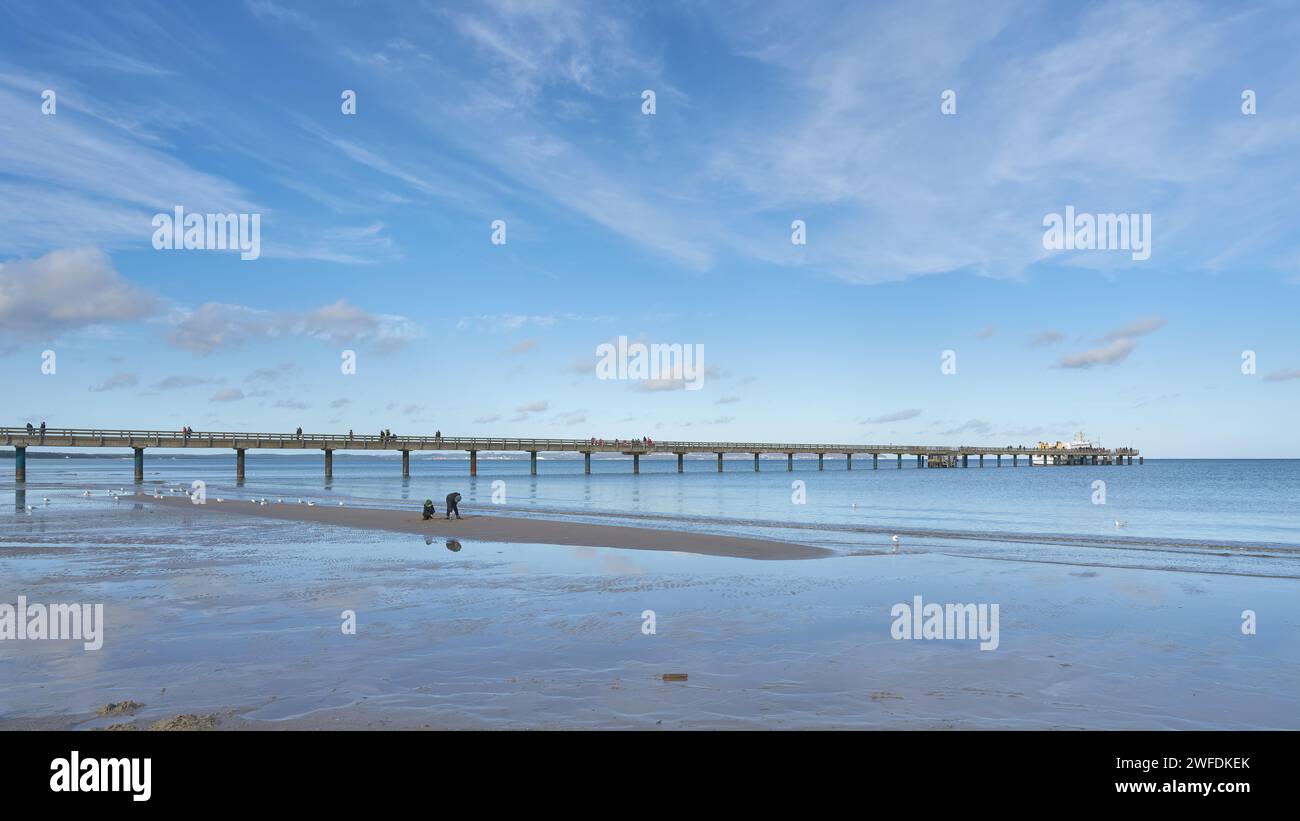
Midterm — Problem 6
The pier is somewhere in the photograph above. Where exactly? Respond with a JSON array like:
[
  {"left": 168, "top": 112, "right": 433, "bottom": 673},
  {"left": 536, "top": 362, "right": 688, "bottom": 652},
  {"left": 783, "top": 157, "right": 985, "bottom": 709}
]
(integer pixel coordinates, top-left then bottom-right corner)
[{"left": 2, "top": 427, "right": 1142, "bottom": 482}]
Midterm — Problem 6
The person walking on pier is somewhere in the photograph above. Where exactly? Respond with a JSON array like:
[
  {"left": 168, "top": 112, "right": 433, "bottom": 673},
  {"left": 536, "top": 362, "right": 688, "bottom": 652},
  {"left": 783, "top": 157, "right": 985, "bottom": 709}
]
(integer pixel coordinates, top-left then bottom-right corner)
[
  {"left": 445, "top": 491, "right": 462, "bottom": 520},
  {"left": 39, "top": 421, "right": 45, "bottom": 442}
]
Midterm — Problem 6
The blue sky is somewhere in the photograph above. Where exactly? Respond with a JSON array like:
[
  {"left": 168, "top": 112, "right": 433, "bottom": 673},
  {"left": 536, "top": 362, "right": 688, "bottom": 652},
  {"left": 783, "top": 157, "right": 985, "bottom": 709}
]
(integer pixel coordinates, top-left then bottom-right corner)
[{"left": 1, "top": 0, "right": 1298, "bottom": 457}]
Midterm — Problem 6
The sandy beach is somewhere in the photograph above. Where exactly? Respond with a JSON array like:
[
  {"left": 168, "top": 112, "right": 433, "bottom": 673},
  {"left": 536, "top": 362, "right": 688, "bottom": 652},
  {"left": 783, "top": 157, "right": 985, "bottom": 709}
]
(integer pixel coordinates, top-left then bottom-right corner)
[{"left": 137, "top": 495, "right": 832, "bottom": 560}]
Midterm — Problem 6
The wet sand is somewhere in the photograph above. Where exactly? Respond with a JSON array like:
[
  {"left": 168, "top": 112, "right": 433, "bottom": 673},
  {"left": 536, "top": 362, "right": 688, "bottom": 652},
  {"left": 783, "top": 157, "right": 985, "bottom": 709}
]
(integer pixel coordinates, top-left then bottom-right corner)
[{"left": 139, "top": 495, "right": 831, "bottom": 560}]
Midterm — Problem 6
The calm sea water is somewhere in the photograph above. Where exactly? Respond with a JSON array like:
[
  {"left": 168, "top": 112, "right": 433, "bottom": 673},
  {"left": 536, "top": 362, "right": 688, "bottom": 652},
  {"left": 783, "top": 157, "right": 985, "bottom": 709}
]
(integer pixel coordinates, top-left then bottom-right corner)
[{"left": 6, "top": 454, "right": 1300, "bottom": 577}]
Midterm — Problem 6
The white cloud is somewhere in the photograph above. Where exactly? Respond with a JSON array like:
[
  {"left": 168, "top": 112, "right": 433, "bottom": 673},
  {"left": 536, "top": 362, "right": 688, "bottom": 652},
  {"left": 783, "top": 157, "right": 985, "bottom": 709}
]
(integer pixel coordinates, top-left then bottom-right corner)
[
  {"left": 0, "top": 248, "right": 156, "bottom": 338},
  {"left": 167, "top": 299, "right": 421, "bottom": 355},
  {"left": 1058, "top": 338, "right": 1137, "bottom": 369}
]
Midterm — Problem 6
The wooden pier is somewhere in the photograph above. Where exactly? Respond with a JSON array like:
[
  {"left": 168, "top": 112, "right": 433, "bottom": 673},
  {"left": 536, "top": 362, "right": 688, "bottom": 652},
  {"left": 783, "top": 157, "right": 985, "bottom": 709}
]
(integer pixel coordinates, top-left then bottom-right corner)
[{"left": 2, "top": 426, "right": 1142, "bottom": 482}]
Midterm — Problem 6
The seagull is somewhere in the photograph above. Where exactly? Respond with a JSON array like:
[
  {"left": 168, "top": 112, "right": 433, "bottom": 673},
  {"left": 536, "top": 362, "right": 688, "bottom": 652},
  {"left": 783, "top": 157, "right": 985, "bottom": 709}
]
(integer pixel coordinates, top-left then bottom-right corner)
[
  {"left": 83, "top": 490, "right": 91, "bottom": 496},
  {"left": 1114, "top": 519, "right": 1127, "bottom": 528},
  {"left": 891, "top": 534, "right": 900, "bottom": 553},
  {"left": 42, "top": 497, "right": 50, "bottom": 503},
  {"left": 277, "top": 498, "right": 283, "bottom": 504},
  {"left": 216, "top": 497, "right": 223, "bottom": 503},
  {"left": 338, "top": 501, "right": 344, "bottom": 507},
  {"left": 851, "top": 502, "right": 857, "bottom": 509},
  {"left": 298, "top": 499, "right": 304, "bottom": 504}
]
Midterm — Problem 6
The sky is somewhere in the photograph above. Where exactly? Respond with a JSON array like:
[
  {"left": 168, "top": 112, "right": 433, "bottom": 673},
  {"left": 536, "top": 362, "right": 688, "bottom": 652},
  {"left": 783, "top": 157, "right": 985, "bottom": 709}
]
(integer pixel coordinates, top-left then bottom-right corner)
[{"left": 1, "top": 0, "right": 1298, "bottom": 458}]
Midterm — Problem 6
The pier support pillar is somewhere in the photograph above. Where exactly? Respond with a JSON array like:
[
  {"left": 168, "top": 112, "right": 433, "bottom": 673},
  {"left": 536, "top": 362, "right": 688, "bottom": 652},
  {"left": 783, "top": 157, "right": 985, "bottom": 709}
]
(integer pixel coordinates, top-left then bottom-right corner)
[
  {"left": 324, "top": 449, "right": 333, "bottom": 479},
  {"left": 633, "top": 453, "right": 639, "bottom": 474},
  {"left": 1127, "top": 456, "right": 1133, "bottom": 465},
  {"left": 917, "top": 454, "right": 923, "bottom": 469},
  {"left": 997, "top": 454, "right": 1002, "bottom": 467},
  {"left": 873, "top": 453, "right": 878, "bottom": 469},
  {"left": 896, "top": 454, "right": 902, "bottom": 469},
  {"left": 1013, "top": 454, "right": 1018, "bottom": 467},
  {"left": 979, "top": 454, "right": 984, "bottom": 468},
  {"left": 134, "top": 447, "right": 144, "bottom": 482},
  {"left": 717, "top": 453, "right": 724, "bottom": 472},
  {"left": 1139, "top": 456, "right": 1143, "bottom": 465},
  {"left": 14, "top": 446, "right": 25, "bottom": 483},
  {"left": 753, "top": 453, "right": 760, "bottom": 472},
  {"left": 470, "top": 450, "right": 477, "bottom": 476},
  {"left": 585, "top": 452, "right": 592, "bottom": 474},
  {"left": 530, "top": 451, "right": 538, "bottom": 476},
  {"left": 402, "top": 450, "right": 410, "bottom": 478},
  {"left": 818, "top": 453, "right": 824, "bottom": 471},
  {"left": 787, "top": 453, "right": 793, "bottom": 471},
  {"left": 676, "top": 452, "right": 683, "bottom": 473},
  {"left": 236, "top": 448, "right": 246, "bottom": 480},
  {"left": 847, "top": 453, "right": 852, "bottom": 471},
  {"left": 961, "top": 454, "right": 967, "bottom": 468}
]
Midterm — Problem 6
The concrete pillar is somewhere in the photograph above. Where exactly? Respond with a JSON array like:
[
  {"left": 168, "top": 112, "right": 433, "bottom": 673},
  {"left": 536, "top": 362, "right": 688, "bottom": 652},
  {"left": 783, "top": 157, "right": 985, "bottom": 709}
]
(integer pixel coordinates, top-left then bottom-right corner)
[
  {"left": 1139, "top": 456, "right": 1144, "bottom": 465},
  {"left": 873, "top": 453, "right": 878, "bottom": 469},
  {"left": 14, "top": 446, "right": 25, "bottom": 483},
  {"left": 787, "top": 453, "right": 793, "bottom": 471},
  {"left": 818, "top": 453, "right": 824, "bottom": 471},
  {"left": 1013, "top": 454, "right": 1018, "bottom": 467},
  {"left": 402, "top": 450, "right": 410, "bottom": 478},
  {"left": 997, "top": 454, "right": 1002, "bottom": 467},
  {"left": 896, "top": 454, "right": 902, "bottom": 469},
  {"left": 962, "top": 454, "right": 968, "bottom": 468},
  {"left": 917, "top": 454, "right": 923, "bottom": 468},
  {"left": 134, "top": 447, "right": 144, "bottom": 482},
  {"left": 236, "top": 448, "right": 246, "bottom": 480},
  {"left": 530, "top": 450, "right": 537, "bottom": 476},
  {"left": 717, "top": 452, "right": 723, "bottom": 472},
  {"left": 324, "top": 449, "right": 333, "bottom": 479},
  {"left": 979, "top": 454, "right": 984, "bottom": 468},
  {"left": 676, "top": 452, "right": 683, "bottom": 473},
  {"left": 1127, "top": 456, "right": 1133, "bottom": 465},
  {"left": 753, "top": 453, "right": 760, "bottom": 472},
  {"left": 585, "top": 452, "right": 592, "bottom": 474},
  {"left": 633, "top": 453, "right": 640, "bottom": 474},
  {"left": 470, "top": 450, "right": 477, "bottom": 476},
  {"left": 847, "top": 453, "right": 853, "bottom": 471}
]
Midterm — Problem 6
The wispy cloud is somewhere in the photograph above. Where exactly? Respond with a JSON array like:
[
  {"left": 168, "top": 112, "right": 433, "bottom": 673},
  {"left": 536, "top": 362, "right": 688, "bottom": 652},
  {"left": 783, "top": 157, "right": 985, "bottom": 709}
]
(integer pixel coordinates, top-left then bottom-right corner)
[
  {"left": 862, "top": 409, "right": 922, "bottom": 424},
  {"left": 1058, "top": 338, "right": 1137, "bottom": 369}
]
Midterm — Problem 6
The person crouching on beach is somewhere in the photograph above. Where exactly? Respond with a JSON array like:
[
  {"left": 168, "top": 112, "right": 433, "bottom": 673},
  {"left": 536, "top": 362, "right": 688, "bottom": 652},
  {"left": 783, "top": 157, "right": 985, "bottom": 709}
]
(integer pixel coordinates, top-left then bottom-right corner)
[
  {"left": 445, "top": 492, "right": 462, "bottom": 520},
  {"left": 423, "top": 499, "right": 437, "bottom": 520}
]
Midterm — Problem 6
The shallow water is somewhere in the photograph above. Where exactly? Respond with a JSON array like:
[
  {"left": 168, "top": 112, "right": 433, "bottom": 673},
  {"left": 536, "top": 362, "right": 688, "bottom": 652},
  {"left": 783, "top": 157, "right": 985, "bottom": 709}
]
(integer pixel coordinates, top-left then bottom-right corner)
[
  {"left": 7, "top": 455, "right": 1300, "bottom": 577},
  {"left": 3, "top": 455, "right": 1298, "bottom": 729}
]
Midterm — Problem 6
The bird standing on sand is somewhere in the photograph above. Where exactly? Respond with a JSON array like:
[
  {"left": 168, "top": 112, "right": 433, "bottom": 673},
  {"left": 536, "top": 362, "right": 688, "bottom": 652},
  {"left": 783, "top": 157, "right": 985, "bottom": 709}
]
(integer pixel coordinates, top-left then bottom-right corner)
[
  {"left": 891, "top": 534, "right": 900, "bottom": 552},
  {"left": 1114, "top": 519, "right": 1126, "bottom": 528}
]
